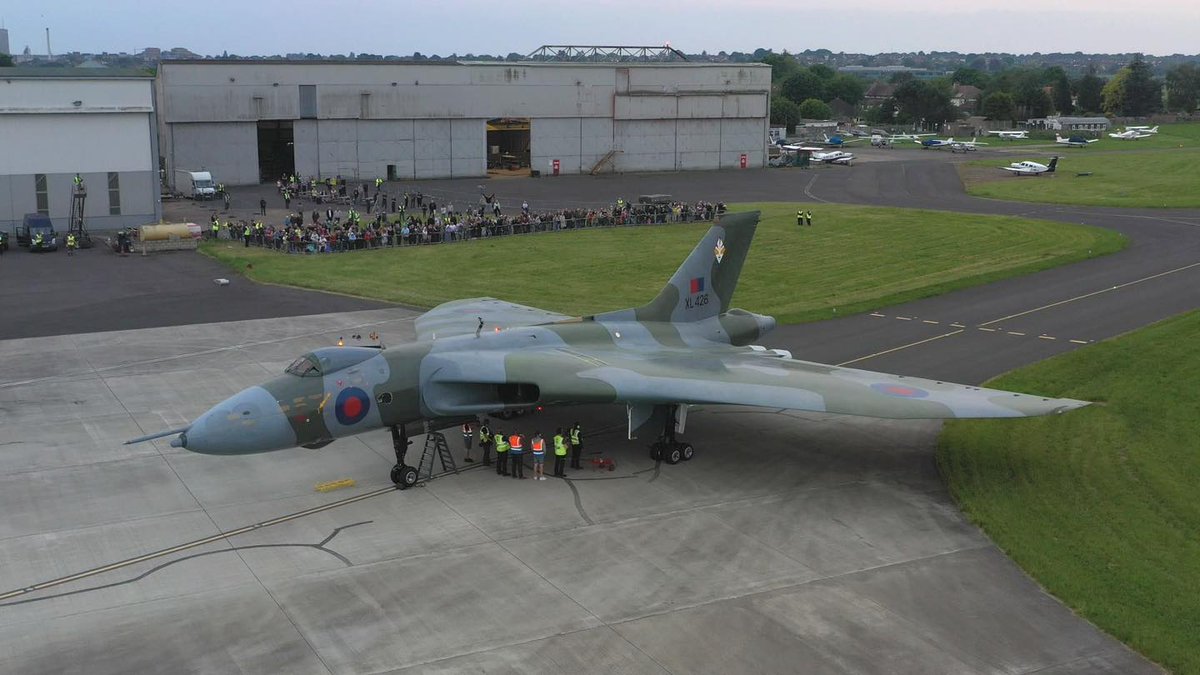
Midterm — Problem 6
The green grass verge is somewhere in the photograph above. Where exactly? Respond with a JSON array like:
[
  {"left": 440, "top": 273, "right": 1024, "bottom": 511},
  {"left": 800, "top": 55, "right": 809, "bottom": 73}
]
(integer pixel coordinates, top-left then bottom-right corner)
[
  {"left": 939, "top": 311, "right": 1200, "bottom": 674},
  {"left": 961, "top": 123, "right": 1200, "bottom": 208},
  {"left": 202, "top": 203, "right": 1123, "bottom": 323}
]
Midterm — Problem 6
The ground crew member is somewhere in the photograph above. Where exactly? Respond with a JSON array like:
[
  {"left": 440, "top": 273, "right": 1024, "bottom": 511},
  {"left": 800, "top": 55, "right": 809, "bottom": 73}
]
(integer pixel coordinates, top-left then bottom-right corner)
[
  {"left": 259, "top": 198, "right": 267, "bottom": 216},
  {"left": 242, "top": 223, "right": 252, "bottom": 247},
  {"left": 73, "top": 173, "right": 83, "bottom": 189},
  {"left": 223, "top": 191, "right": 231, "bottom": 211},
  {"left": 531, "top": 432, "right": 546, "bottom": 480},
  {"left": 32, "top": 232, "right": 43, "bottom": 249},
  {"left": 461, "top": 420, "right": 474, "bottom": 462},
  {"left": 66, "top": 233, "right": 77, "bottom": 256},
  {"left": 569, "top": 422, "right": 584, "bottom": 469},
  {"left": 797, "top": 209, "right": 804, "bottom": 226},
  {"left": 509, "top": 433, "right": 526, "bottom": 479},
  {"left": 494, "top": 432, "right": 509, "bottom": 476},
  {"left": 478, "top": 419, "right": 493, "bottom": 465},
  {"left": 553, "top": 428, "right": 568, "bottom": 477},
  {"left": 805, "top": 210, "right": 813, "bottom": 226}
]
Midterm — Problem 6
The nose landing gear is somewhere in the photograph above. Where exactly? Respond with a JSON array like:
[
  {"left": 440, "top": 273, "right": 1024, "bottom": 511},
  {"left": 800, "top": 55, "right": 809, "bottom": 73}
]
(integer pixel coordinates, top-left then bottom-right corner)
[{"left": 390, "top": 425, "right": 419, "bottom": 489}]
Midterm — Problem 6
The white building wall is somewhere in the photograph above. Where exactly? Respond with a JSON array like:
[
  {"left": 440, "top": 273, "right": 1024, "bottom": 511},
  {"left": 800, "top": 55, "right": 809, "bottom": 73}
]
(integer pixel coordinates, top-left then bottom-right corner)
[
  {"left": 414, "top": 120, "right": 451, "bottom": 179},
  {"left": 531, "top": 118, "right": 582, "bottom": 175},
  {"left": 450, "top": 119, "right": 486, "bottom": 178},
  {"left": 0, "top": 113, "right": 152, "bottom": 174},
  {"left": 614, "top": 120, "right": 677, "bottom": 172},
  {"left": 169, "top": 122, "right": 259, "bottom": 186}
]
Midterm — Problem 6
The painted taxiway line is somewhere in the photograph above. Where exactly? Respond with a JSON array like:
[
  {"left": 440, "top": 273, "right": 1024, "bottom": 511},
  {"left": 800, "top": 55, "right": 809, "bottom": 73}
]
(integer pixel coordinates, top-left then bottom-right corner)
[
  {"left": 868, "top": 312, "right": 1090, "bottom": 345},
  {"left": 0, "top": 485, "right": 401, "bottom": 602}
]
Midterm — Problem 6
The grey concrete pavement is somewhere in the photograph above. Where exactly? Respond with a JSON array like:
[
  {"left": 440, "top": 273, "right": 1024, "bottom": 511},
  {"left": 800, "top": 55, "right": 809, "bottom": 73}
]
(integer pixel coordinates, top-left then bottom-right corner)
[{"left": 0, "top": 308, "right": 1158, "bottom": 674}]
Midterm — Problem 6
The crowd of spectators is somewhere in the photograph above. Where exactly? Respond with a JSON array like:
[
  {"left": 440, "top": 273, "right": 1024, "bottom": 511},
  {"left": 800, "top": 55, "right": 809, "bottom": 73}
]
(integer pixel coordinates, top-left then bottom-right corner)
[{"left": 209, "top": 175, "right": 726, "bottom": 254}]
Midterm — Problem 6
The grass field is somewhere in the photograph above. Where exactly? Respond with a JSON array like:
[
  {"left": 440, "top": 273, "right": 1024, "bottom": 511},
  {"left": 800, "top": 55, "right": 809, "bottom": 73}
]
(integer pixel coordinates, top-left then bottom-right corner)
[
  {"left": 939, "top": 311, "right": 1200, "bottom": 674},
  {"left": 202, "top": 203, "right": 1123, "bottom": 323},
  {"left": 960, "top": 123, "right": 1200, "bottom": 208}
]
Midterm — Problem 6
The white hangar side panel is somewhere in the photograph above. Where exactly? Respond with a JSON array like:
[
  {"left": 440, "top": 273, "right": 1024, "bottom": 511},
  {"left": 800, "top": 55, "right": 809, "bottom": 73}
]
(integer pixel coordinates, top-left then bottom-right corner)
[
  {"left": 414, "top": 120, "right": 452, "bottom": 179},
  {"left": 614, "top": 120, "right": 677, "bottom": 172},
  {"left": 0, "top": 114, "right": 152, "bottom": 175},
  {"left": 580, "top": 118, "right": 614, "bottom": 174},
  {"left": 721, "top": 118, "right": 767, "bottom": 169},
  {"left": 450, "top": 119, "right": 486, "bottom": 178},
  {"left": 531, "top": 118, "right": 583, "bottom": 175},
  {"left": 677, "top": 119, "right": 722, "bottom": 170},
  {"left": 292, "top": 120, "right": 320, "bottom": 179},
  {"left": 170, "top": 123, "right": 259, "bottom": 186}
]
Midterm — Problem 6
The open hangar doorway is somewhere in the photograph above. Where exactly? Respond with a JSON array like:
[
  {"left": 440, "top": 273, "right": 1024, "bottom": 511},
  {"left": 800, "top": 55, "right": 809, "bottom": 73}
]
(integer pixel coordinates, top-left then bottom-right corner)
[
  {"left": 257, "top": 120, "right": 295, "bottom": 183},
  {"left": 486, "top": 118, "right": 530, "bottom": 176}
]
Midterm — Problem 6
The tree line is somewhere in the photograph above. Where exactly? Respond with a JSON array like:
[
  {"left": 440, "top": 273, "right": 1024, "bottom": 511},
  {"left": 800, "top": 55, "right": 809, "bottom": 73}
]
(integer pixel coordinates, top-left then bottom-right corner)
[{"left": 763, "top": 52, "right": 1200, "bottom": 130}]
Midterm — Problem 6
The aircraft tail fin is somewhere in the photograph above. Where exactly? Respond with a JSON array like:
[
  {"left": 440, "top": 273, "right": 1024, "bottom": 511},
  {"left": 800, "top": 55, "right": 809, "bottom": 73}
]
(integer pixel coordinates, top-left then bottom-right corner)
[
  {"left": 1047, "top": 157, "right": 1059, "bottom": 173},
  {"left": 600, "top": 211, "right": 759, "bottom": 323}
]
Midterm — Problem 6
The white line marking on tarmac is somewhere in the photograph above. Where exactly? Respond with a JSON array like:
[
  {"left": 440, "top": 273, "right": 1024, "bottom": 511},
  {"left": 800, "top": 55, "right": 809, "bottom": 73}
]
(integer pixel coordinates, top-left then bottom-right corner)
[
  {"left": 1070, "top": 339, "right": 1090, "bottom": 344},
  {"left": 978, "top": 260, "right": 1200, "bottom": 327},
  {"left": 1038, "top": 335, "right": 1057, "bottom": 340},
  {"left": 922, "top": 320, "right": 939, "bottom": 324},
  {"left": 895, "top": 316, "right": 913, "bottom": 321},
  {"left": 837, "top": 330, "right": 964, "bottom": 367},
  {"left": 1007, "top": 331, "right": 1026, "bottom": 336}
]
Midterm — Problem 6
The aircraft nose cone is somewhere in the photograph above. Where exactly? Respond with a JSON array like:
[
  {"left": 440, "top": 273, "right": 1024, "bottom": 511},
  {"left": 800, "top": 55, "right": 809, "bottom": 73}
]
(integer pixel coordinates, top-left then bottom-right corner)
[{"left": 181, "top": 386, "right": 295, "bottom": 455}]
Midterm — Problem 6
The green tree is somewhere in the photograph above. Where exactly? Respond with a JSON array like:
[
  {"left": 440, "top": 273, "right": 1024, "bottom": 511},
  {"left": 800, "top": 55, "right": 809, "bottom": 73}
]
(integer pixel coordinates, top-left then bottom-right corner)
[
  {"left": 759, "top": 52, "right": 799, "bottom": 84},
  {"left": 1165, "top": 63, "right": 1200, "bottom": 112},
  {"left": 1120, "top": 56, "right": 1163, "bottom": 116},
  {"left": 781, "top": 69, "right": 826, "bottom": 105},
  {"left": 981, "top": 92, "right": 1017, "bottom": 121},
  {"left": 823, "top": 74, "right": 865, "bottom": 105},
  {"left": 1074, "top": 66, "right": 1105, "bottom": 113},
  {"left": 951, "top": 67, "right": 989, "bottom": 89},
  {"left": 798, "top": 98, "right": 833, "bottom": 120},
  {"left": 0, "top": 53, "right": 13, "bottom": 67},
  {"left": 1046, "top": 67, "right": 1073, "bottom": 115},
  {"left": 890, "top": 79, "right": 957, "bottom": 127},
  {"left": 770, "top": 97, "right": 801, "bottom": 132},
  {"left": 808, "top": 63, "right": 835, "bottom": 81},
  {"left": 862, "top": 104, "right": 893, "bottom": 125},
  {"left": 1101, "top": 69, "right": 1128, "bottom": 115}
]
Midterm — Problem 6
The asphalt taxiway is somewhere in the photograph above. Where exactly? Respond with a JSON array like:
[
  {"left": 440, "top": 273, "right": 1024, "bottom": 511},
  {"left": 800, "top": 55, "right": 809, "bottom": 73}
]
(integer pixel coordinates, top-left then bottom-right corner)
[{"left": 2, "top": 153, "right": 1188, "bottom": 673}]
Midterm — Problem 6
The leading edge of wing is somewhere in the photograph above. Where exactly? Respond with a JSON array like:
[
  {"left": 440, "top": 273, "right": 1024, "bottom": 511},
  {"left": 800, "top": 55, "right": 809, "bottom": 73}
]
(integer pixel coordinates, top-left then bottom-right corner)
[
  {"left": 563, "top": 349, "right": 1089, "bottom": 419},
  {"left": 415, "top": 297, "right": 575, "bottom": 341}
]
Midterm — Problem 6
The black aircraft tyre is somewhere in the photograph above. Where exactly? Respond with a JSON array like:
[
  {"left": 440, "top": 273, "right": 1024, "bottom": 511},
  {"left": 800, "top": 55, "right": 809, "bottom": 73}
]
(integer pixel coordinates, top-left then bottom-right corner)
[
  {"left": 391, "top": 464, "right": 419, "bottom": 489},
  {"left": 650, "top": 442, "right": 664, "bottom": 461},
  {"left": 665, "top": 445, "right": 682, "bottom": 465},
  {"left": 680, "top": 443, "right": 694, "bottom": 461}
]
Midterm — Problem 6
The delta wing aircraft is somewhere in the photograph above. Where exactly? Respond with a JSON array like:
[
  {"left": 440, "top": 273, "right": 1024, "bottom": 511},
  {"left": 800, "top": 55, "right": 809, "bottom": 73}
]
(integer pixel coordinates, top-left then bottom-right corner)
[
  {"left": 129, "top": 212, "right": 1088, "bottom": 488},
  {"left": 1000, "top": 157, "right": 1059, "bottom": 175}
]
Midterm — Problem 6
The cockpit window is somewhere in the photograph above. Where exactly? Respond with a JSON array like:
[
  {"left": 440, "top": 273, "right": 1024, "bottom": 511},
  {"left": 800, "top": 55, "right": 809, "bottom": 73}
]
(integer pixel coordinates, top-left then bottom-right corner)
[{"left": 285, "top": 355, "right": 322, "bottom": 377}]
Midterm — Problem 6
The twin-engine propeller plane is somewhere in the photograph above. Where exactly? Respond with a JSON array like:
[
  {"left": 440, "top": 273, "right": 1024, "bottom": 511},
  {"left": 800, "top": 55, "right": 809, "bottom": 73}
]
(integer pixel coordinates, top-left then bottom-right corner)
[{"left": 128, "top": 212, "right": 1089, "bottom": 488}]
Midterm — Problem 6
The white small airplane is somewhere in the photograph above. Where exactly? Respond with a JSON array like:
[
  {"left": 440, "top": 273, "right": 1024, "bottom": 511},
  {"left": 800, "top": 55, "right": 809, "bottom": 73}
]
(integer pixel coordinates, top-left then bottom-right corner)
[
  {"left": 950, "top": 139, "right": 989, "bottom": 153},
  {"left": 811, "top": 150, "right": 854, "bottom": 164},
  {"left": 1108, "top": 129, "right": 1152, "bottom": 140},
  {"left": 917, "top": 137, "right": 956, "bottom": 149},
  {"left": 1055, "top": 134, "right": 1099, "bottom": 147},
  {"left": 1000, "top": 157, "right": 1059, "bottom": 176},
  {"left": 1125, "top": 125, "right": 1159, "bottom": 134},
  {"left": 870, "top": 134, "right": 892, "bottom": 147},
  {"left": 890, "top": 132, "right": 935, "bottom": 142},
  {"left": 985, "top": 130, "right": 1030, "bottom": 140}
]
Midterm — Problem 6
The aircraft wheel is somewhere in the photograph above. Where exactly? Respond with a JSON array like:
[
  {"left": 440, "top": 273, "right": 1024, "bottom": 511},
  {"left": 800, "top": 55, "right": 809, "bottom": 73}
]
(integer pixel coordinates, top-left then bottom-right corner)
[
  {"left": 665, "top": 445, "right": 682, "bottom": 465},
  {"left": 680, "top": 443, "right": 694, "bottom": 461},
  {"left": 650, "top": 443, "right": 664, "bottom": 461},
  {"left": 391, "top": 464, "right": 419, "bottom": 489}
]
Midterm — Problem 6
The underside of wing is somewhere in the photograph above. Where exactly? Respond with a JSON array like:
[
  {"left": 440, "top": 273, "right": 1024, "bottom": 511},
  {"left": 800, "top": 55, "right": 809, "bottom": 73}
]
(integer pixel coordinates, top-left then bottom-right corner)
[
  {"left": 490, "top": 345, "right": 1089, "bottom": 420},
  {"left": 415, "top": 298, "right": 575, "bottom": 341}
]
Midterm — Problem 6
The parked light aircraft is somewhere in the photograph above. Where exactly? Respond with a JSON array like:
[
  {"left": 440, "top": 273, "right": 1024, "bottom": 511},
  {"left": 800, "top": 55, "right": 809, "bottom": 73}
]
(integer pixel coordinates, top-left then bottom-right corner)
[
  {"left": 890, "top": 133, "right": 936, "bottom": 141},
  {"left": 821, "top": 134, "right": 864, "bottom": 147},
  {"left": 950, "top": 139, "right": 988, "bottom": 152},
  {"left": 811, "top": 150, "right": 854, "bottom": 164},
  {"left": 917, "top": 137, "right": 956, "bottom": 149},
  {"left": 1125, "top": 125, "right": 1158, "bottom": 134},
  {"left": 127, "top": 213, "right": 1088, "bottom": 486},
  {"left": 1108, "top": 129, "right": 1152, "bottom": 140},
  {"left": 1055, "top": 134, "right": 1099, "bottom": 147},
  {"left": 1000, "top": 157, "right": 1059, "bottom": 176},
  {"left": 985, "top": 130, "right": 1030, "bottom": 140}
]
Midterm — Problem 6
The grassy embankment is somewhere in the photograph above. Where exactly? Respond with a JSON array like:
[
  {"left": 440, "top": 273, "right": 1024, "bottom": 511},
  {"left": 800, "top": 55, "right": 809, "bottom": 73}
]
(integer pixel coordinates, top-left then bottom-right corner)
[
  {"left": 940, "top": 310, "right": 1200, "bottom": 674},
  {"left": 203, "top": 202, "right": 1123, "bottom": 323},
  {"left": 961, "top": 122, "right": 1200, "bottom": 208}
]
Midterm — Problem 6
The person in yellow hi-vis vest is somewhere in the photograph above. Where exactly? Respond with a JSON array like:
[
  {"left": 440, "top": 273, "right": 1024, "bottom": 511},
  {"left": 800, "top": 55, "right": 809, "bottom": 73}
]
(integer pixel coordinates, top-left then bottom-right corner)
[
  {"left": 494, "top": 432, "right": 509, "bottom": 476},
  {"left": 553, "top": 428, "right": 568, "bottom": 477},
  {"left": 569, "top": 422, "right": 583, "bottom": 469}
]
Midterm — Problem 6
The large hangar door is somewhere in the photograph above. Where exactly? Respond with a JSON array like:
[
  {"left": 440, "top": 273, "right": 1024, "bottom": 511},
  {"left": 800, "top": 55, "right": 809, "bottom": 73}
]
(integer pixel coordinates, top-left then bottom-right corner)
[
  {"left": 486, "top": 118, "right": 530, "bottom": 175},
  {"left": 257, "top": 121, "right": 295, "bottom": 183}
]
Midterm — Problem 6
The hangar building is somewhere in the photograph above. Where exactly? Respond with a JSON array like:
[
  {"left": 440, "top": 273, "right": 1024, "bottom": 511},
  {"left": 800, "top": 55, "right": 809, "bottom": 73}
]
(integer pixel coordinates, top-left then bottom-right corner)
[
  {"left": 0, "top": 69, "right": 161, "bottom": 231},
  {"left": 156, "top": 60, "right": 771, "bottom": 186}
]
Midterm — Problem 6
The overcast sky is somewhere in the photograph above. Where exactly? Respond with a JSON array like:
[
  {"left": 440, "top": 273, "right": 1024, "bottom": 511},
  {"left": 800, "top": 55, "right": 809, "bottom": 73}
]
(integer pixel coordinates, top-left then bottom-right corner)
[{"left": 5, "top": 0, "right": 1198, "bottom": 58}]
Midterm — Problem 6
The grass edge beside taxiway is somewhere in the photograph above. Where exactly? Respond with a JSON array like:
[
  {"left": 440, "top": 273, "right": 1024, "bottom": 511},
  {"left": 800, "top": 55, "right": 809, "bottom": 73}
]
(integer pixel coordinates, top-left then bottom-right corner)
[{"left": 938, "top": 310, "right": 1200, "bottom": 674}]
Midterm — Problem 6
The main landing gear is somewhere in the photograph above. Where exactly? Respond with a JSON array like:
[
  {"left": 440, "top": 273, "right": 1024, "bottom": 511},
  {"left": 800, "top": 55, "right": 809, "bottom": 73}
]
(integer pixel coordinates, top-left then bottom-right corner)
[
  {"left": 649, "top": 405, "right": 694, "bottom": 465},
  {"left": 390, "top": 425, "right": 419, "bottom": 489}
]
